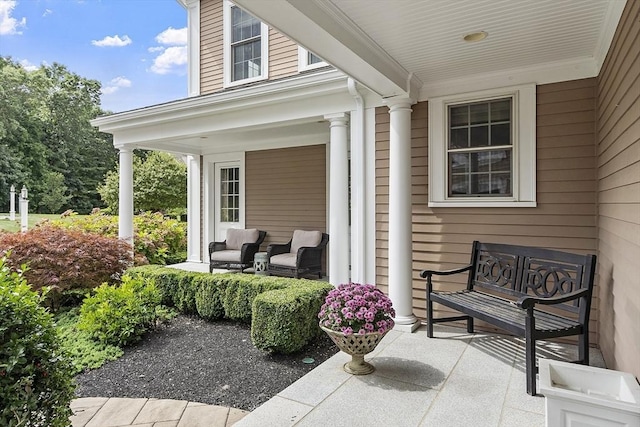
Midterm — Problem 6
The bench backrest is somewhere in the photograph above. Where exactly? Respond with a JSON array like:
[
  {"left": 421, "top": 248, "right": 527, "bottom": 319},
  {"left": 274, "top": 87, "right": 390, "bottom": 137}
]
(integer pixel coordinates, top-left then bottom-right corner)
[{"left": 469, "top": 241, "right": 597, "bottom": 318}]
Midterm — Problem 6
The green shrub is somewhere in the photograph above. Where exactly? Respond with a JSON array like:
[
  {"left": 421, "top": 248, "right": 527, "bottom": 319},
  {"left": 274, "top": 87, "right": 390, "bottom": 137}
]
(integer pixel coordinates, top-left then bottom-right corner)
[
  {"left": 223, "top": 276, "right": 291, "bottom": 322},
  {"left": 78, "top": 276, "right": 163, "bottom": 347},
  {"left": 48, "top": 210, "right": 187, "bottom": 265},
  {"left": 0, "top": 225, "right": 133, "bottom": 294},
  {"left": 55, "top": 308, "right": 124, "bottom": 375},
  {"left": 126, "top": 266, "right": 333, "bottom": 353},
  {"left": 194, "top": 275, "right": 227, "bottom": 320},
  {"left": 251, "top": 281, "right": 333, "bottom": 353},
  {"left": 0, "top": 258, "right": 75, "bottom": 427}
]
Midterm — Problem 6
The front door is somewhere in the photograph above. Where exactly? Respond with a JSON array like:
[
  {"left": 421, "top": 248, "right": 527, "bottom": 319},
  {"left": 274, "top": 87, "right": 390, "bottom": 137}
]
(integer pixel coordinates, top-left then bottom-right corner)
[{"left": 214, "top": 162, "right": 241, "bottom": 241}]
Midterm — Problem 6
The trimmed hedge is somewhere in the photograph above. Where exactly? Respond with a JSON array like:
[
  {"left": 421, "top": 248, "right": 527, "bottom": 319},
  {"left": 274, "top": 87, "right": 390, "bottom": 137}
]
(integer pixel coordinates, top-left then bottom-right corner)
[{"left": 126, "top": 266, "right": 333, "bottom": 353}]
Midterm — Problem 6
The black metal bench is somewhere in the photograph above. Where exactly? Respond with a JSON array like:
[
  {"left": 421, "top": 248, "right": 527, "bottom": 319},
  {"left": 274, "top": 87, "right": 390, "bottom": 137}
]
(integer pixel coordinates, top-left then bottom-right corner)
[{"left": 420, "top": 241, "right": 597, "bottom": 395}]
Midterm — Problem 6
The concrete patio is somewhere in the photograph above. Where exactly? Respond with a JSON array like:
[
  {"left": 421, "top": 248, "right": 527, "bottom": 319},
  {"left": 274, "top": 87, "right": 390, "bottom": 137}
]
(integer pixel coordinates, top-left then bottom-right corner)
[{"left": 71, "top": 323, "right": 605, "bottom": 427}]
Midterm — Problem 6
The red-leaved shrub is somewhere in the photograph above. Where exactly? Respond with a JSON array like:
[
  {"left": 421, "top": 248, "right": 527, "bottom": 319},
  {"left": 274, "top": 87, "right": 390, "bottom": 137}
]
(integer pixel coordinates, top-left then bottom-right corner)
[{"left": 0, "top": 226, "right": 134, "bottom": 292}]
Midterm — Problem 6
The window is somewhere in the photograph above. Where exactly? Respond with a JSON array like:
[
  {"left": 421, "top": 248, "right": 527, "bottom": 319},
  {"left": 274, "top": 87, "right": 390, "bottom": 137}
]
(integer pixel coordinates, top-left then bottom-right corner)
[
  {"left": 224, "top": 1, "right": 268, "bottom": 87},
  {"left": 219, "top": 166, "right": 240, "bottom": 223},
  {"left": 298, "top": 47, "right": 328, "bottom": 71},
  {"left": 448, "top": 98, "right": 512, "bottom": 197},
  {"left": 429, "top": 84, "right": 536, "bottom": 207}
]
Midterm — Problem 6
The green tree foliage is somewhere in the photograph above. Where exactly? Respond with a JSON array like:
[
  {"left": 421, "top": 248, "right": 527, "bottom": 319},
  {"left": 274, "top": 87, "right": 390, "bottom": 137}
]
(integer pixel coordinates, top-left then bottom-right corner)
[
  {"left": 98, "top": 150, "right": 187, "bottom": 214},
  {"left": 0, "top": 57, "right": 117, "bottom": 214},
  {"left": 0, "top": 258, "right": 75, "bottom": 426}
]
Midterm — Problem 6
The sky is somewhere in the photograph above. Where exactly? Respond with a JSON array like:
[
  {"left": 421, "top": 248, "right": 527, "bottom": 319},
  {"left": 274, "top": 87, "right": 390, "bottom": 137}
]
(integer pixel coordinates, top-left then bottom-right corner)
[{"left": 0, "top": 0, "right": 188, "bottom": 113}]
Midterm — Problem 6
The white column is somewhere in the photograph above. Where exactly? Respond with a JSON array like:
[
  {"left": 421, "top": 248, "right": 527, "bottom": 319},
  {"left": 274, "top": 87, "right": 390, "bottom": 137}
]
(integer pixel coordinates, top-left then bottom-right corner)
[
  {"left": 386, "top": 98, "right": 419, "bottom": 332},
  {"left": 184, "top": 0, "right": 200, "bottom": 97},
  {"left": 325, "top": 113, "right": 350, "bottom": 286},
  {"left": 186, "top": 155, "right": 201, "bottom": 262},
  {"left": 118, "top": 147, "right": 134, "bottom": 247}
]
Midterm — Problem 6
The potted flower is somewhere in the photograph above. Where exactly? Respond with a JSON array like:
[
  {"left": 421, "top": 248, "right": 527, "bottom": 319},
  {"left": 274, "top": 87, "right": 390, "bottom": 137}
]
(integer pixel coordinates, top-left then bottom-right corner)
[{"left": 318, "top": 283, "right": 395, "bottom": 375}]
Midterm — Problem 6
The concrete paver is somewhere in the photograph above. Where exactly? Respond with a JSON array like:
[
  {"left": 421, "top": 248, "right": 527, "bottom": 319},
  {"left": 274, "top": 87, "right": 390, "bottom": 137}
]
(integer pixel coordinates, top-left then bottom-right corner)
[{"left": 71, "top": 325, "right": 607, "bottom": 427}]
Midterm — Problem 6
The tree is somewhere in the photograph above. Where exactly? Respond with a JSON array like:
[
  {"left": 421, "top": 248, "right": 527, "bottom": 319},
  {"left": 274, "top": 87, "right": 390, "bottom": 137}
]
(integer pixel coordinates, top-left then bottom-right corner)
[
  {"left": 98, "top": 151, "right": 187, "bottom": 214},
  {"left": 0, "top": 57, "right": 117, "bottom": 213}
]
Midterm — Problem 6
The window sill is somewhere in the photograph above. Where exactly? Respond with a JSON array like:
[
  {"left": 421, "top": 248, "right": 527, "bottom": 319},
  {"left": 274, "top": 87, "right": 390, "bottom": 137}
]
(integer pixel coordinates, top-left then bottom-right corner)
[{"left": 428, "top": 200, "right": 537, "bottom": 208}]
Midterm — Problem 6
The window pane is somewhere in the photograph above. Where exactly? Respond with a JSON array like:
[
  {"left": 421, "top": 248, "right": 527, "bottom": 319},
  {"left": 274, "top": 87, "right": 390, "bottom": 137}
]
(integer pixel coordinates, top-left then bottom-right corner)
[
  {"left": 450, "top": 128, "right": 468, "bottom": 149},
  {"left": 450, "top": 106, "right": 468, "bottom": 127},
  {"left": 309, "top": 52, "right": 323, "bottom": 64},
  {"left": 470, "top": 126, "right": 489, "bottom": 147},
  {"left": 450, "top": 175, "right": 469, "bottom": 195},
  {"left": 491, "top": 173, "right": 511, "bottom": 195},
  {"left": 470, "top": 103, "right": 488, "bottom": 125},
  {"left": 491, "top": 123, "right": 510, "bottom": 146},
  {"left": 470, "top": 152, "right": 491, "bottom": 172},
  {"left": 450, "top": 153, "right": 469, "bottom": 174},
  {"left": 491, "top": 100, "right": 511, "bottom": 122},
  {"left": 492, "top": 150, "right": 511, "bottom": 172}
]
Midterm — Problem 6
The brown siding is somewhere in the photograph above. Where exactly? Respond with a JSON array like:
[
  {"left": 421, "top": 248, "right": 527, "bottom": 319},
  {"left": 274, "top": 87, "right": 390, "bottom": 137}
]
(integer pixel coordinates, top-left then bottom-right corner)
[
  {"left": 596, "top": 0, "right": 640, "bottom": 378},
  {"left": 200, "top": 0, "right": 224, "bottom": 94},
  {"left": 245, "top": 145, "right": 327, "bottom": 267},
  {"left": 200, "top": 0, "right": 300, "bottom": 95},
  {"left": 269, "top": 28, "right": 299, "bottom": 80},
  {"left": 376, "top": 80, "right": 599, "bottom": 342}
]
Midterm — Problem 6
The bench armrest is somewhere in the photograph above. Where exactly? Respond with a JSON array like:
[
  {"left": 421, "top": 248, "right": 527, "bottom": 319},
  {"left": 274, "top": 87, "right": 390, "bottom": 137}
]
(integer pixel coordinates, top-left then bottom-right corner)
[
  {"left": 420, "top": 264, "right": 473, "bottom": 278},
  {"left": 516, "top": 288, "right": 590, "bottom": 309}
]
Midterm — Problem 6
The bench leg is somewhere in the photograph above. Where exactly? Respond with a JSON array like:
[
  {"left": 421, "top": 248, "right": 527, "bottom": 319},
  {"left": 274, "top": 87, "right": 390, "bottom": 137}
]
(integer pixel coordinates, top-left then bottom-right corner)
[
  {"left": 525, "top": 313, "right": 537, "bottom": 396},
  {"left": 579, "top": 332, "right": 589, "bottom": 365},
  {"left": 467, "top": 317, "right": 474, "bottom": 334},
  {"left": 427, "top": 294, "right": 434, "bottom": 338}
]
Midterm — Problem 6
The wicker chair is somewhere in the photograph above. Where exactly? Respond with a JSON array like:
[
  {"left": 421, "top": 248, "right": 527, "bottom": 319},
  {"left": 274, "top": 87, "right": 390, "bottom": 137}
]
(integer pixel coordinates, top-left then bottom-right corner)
[
  {"left": 267, "top": 230, "right": 329, "bottom": 279},
  {"left": 209, "top": 229, "right": 266, "bottom": 273}
]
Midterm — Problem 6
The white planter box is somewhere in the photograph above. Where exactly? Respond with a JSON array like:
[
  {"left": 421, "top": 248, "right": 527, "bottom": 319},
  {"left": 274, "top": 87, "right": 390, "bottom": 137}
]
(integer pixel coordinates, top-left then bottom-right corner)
[{"left": 539, "top": 359, "right": 640, "bottom": 427}]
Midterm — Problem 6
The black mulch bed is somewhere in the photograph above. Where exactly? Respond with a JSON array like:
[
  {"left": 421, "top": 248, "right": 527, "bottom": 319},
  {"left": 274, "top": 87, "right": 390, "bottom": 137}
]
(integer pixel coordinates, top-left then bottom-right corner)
[{"left": 74, "top": 315, "right": 339, "bottom": 411}]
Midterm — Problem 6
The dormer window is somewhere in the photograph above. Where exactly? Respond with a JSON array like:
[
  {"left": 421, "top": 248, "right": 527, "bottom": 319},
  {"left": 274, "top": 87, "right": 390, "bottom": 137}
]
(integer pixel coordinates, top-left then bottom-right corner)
[{"left": 224, "top": 1, "right": 269, "bottom": 87}]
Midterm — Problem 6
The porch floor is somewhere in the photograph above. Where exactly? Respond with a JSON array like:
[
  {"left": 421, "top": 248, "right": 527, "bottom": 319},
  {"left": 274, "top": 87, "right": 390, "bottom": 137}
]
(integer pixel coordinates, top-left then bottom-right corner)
[{"left": 93, "top": 261, "right": 605, "bottom": 426}]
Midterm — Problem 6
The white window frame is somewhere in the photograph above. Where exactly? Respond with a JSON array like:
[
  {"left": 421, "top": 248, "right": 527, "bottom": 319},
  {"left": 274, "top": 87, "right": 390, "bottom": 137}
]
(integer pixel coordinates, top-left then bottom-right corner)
[
  {"left": 223, "top": 0, "right": 269, "bottom": 88},
  {"left": 428, "top": 84, "right": 537, "bottom": 207},
  {"left": 298, "top": 46, "right": 328, "bottom": 72}
]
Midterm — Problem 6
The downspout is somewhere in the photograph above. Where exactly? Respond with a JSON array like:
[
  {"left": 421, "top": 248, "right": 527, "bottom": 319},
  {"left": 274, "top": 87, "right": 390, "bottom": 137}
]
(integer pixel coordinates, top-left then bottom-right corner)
[{"left": 348, "top": 78, "right": 366, "bottom": 284}]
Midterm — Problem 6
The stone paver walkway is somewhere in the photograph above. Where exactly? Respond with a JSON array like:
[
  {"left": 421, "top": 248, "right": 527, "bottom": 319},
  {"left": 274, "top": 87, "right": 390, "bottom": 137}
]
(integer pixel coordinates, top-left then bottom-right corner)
[{"left": 70, "top": 397, "right": 247, "bottom": 427}]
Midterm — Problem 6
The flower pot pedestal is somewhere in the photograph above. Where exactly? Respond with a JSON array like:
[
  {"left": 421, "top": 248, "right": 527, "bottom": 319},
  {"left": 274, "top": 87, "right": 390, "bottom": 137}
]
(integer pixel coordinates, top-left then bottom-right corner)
[{"left": 320, "top": 325, "right": 387, "bottom": 375}]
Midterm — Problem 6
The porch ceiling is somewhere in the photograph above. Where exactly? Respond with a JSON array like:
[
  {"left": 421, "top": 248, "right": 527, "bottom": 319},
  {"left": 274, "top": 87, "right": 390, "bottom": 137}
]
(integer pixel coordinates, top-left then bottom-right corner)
[{"left": 234, "top": 0, "right": 626, "bottom": 99}]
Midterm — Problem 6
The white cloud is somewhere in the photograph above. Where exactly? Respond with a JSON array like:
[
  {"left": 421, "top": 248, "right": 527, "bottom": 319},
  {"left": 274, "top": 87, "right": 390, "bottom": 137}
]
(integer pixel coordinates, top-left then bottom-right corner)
[
  {"left": 92, "top": 34, "right": 132, "bottom": 47},
  {"left": 0, "top": 0, "right": 27, "bottom": 35},
  {"left": 150, "top": 46, "right": 187, "bottom": 75},
  {"left": 19, "top": 58, "right": 37, "bottom": 71},
  {"left": 102, "top": 76, "right": 132, "bottom": 95},
  {"left": 148, "top": 46, "right": 164, "bottom": 53},
  {"left": 42, "top": 9, "right": 52, "bottom": 17},
  {"left": 155, "top": 26, "right": 187, "bottom": 46}
]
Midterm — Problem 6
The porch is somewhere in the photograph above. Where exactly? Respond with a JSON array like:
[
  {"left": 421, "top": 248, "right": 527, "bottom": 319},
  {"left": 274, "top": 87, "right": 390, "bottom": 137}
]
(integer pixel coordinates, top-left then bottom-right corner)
[{"left": 71, "top": 324, "right": 605, "bottom": 427}]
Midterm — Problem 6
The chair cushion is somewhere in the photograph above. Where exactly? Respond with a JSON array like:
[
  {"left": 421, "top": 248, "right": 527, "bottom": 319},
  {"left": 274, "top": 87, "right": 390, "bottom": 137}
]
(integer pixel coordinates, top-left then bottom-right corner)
[
  {"left": 270, "top": 253, "right": 297, "bottom": 267},
  {"left": 290, "top": 230, "right": 322, "bottom": 254},
  {"left": 210, "top": 250, "right": 241, "bottom": 262},
  {"left": 226, "top": 228, "right": 259, "bottom": 250}
]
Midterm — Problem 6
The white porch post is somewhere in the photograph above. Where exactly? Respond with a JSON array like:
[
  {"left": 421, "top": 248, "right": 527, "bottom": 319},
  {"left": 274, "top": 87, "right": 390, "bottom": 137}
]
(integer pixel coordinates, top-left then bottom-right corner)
[
  {"left": 186, "top": 155, "right": 201, "bottom": 262},
  {"left": 325, "top": 113, "right": 350, "bottom": 286},
  {"left": 118, "top": 146, "right": 134, "bottom": 247},
  {"left": 386, "top": 98, "right": 419, "bottom": 332}
]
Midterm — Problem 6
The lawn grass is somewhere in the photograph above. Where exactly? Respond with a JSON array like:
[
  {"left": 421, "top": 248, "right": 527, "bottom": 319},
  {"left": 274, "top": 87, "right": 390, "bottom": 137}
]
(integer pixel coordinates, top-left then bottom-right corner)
[{"left": 0, "top": 213, "right": 86, "bottom": 233}]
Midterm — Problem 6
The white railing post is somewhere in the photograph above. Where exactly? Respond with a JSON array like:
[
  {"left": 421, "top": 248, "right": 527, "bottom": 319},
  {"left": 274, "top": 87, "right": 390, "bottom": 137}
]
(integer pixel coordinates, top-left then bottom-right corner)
[
  {"left": 19, "top": 186, "right": 28, "bottom": 233},
  {"left": 9, "top": 185, "right": 15, "bottom": 221}
]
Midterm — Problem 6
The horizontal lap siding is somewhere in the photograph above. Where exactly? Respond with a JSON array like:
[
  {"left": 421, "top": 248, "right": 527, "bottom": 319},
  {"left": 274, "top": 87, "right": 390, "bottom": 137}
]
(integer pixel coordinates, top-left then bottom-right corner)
[
  {"left": 269, "top": 29, "right": 298, "bottom": 79},
  {"left": 200, "top": 0, "right": 300, "bottom": 95},
  {"left": 245, "top": 145, "right": 327, "bottom": 262},
  {"left": 376, "top": 81, "right": 599, "bottom": 343},
  {"left": 596, "top": 0, "right": 640, "bottom": 377},
  {"left": 200, "top": 0, "right": 224, "bottom": 94}
]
